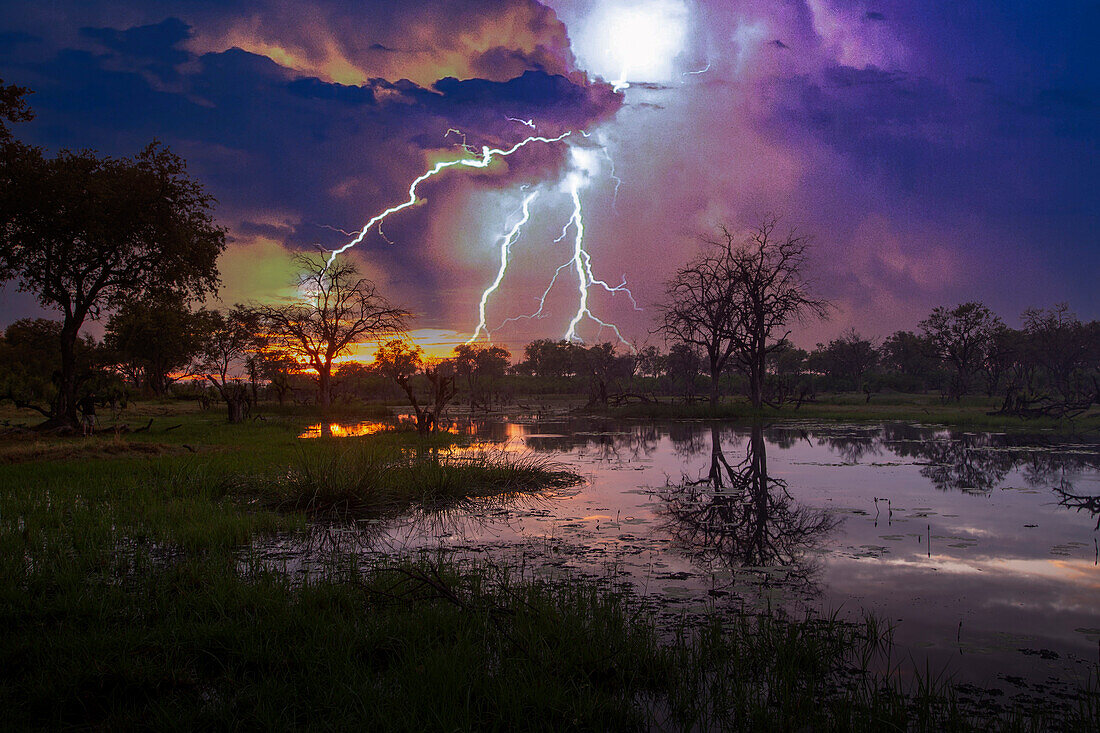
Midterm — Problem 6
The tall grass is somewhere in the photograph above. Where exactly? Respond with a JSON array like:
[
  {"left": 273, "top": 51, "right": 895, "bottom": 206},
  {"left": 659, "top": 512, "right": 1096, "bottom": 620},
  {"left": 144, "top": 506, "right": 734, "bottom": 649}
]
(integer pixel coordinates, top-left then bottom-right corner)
[
  {"left": 268, "top": 443, "right": 582, "bottom": 517},
  {"left": 1, "top": 409, "right": 1097, "bottom": 729},
  {"left": 3, "top": 547, "right": 1095, "bottom": 731}
]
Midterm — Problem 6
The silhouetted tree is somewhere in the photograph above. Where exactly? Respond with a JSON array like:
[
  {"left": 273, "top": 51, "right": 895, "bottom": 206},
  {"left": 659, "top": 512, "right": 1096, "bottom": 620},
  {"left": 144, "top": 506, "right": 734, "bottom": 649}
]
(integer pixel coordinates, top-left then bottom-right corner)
[
  {"left": 880, "top": 330, "right": 942, "bottom": 391},
  {"left": 660, "top": 218, "right": 828, "bottom": 407},
  {"left": 807, "top": 329, "right": 878, "bottom": 392},
  {"left": 573, "top": 342, "right": 635, "bottom": 406},
  {"left": 515, "top": 339, "right": 578, "bottom": 378},
  {"left": 919, "top": 302, "right": 1002, "bottom": 400},
  {"left": 658, "top": 232, "right": 741, "bottom": 405},
  {"left": 722, "top": 220, "right": 830, "bottom": 407},
  {"left": 666, "top": 342, "right": 702, "bottom": 402},
  {"left": 634, "top": 345, "right": 666, "bottom": 379},
  {"left": 256, "top": 253, "right": 409, "bottom": 408},
  {"left": 1003, "top": 304, "right": 1100, "bottom": 416},
  {"left": 0, "top": 79, "right": 32, "bottom": 145},
  {"left": 0, "top": 127, "right": 224, "bottom": 427},
  {"left": 104, "top": 295, "right": 209, "bottom": 395},
  {"left": 373, "top": 339, "right": 456, "bottom": 436},
  {"left": 0, "top": 319, "right": 98, "bottom": 419},
  {"left": 195, "top": 307, "right": 258, "bottom": 423},
  {"left": 453, "top": 344, "right": 510, "bottom": 409},
  {"left": 249, "top": 348, "right": 296, "bottom": 405}
]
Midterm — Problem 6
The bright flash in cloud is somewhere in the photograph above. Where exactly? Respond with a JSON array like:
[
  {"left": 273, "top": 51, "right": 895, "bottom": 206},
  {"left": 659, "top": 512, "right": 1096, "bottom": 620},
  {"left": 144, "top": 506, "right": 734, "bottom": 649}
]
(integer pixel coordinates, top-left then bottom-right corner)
[{"left": 570, "top": 0, "right": 690, "bottom": 90}]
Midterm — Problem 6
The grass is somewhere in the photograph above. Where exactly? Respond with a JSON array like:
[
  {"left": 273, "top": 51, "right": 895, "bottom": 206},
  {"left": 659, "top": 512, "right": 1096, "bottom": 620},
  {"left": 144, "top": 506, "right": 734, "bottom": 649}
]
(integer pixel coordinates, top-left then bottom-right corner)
[
  {"left": 600, "top": 393, "right": 1100, "bottom": 433},
  {"left": 1, "top": 401, "right": 1097, "bottom": 729},
  {"left": 3, "top": 548, "right": 1096, "bottom": 731},
  {"left": 264, "top": 443, "right": 582, "bottom": 517}
]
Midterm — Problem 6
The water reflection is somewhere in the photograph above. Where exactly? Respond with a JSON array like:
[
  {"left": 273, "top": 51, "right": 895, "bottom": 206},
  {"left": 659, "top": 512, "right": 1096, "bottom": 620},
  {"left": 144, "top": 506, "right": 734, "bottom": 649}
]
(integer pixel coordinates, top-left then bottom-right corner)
[
  {"left": 298, "top": 420, "right": 389, "bottom": 439},
  {"left": 1055, "top": 489, "right": 1100, "bottom": 530},
  {"left": 660, "top": 423, "right": 838, "bottom": 586},
  {"left": 277, "top": 415, "right": 1100, "bottom": 693}
]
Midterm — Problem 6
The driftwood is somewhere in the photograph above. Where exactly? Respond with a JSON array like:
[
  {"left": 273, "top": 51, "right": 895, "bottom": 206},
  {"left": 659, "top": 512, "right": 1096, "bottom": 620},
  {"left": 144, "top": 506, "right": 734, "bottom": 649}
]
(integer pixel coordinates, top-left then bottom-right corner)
[{"left": 605, "top": 391, "right": 658, "bottom": 407}]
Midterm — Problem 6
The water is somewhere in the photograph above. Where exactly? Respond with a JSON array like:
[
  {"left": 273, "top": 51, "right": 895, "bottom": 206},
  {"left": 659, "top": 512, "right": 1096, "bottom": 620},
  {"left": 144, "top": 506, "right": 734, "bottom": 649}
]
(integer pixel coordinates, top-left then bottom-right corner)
[{"left": 280, "top": 417, "right": 1100, "bottom": 696}]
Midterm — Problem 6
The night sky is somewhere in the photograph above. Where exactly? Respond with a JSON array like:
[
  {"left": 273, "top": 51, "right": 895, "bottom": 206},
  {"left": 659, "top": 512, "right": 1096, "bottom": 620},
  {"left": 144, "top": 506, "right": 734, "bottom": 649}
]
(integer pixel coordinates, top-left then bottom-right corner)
[{"left": 1, "top": 0, "right": 1096, "bottom": 353}]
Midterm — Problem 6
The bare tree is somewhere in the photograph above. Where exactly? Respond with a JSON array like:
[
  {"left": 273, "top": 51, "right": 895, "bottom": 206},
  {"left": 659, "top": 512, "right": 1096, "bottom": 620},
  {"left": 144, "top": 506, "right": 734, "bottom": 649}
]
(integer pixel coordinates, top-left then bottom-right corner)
[
  {"left": 658, "top": 240, "right": 741, "bottom": 405},
  {"left": 256, "top": 253, "right": 409, "bottom": 408},
  {"left": 659, "top": 218, "right": 828, "bottom": 407}
]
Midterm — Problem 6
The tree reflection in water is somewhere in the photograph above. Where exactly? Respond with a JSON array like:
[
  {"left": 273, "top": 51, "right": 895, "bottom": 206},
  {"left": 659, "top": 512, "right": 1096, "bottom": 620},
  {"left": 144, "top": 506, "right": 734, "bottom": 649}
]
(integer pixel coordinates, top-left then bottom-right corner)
[{"left": 660, "top": 422, "right": 838, "bottom": 587}]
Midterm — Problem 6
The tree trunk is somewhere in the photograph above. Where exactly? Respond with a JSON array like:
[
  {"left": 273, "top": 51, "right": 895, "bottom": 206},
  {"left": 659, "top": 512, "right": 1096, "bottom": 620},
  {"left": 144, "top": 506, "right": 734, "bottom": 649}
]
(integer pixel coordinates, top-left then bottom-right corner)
[
  {"left": 318, "top": 366, "right": 332, "bottom": 408},
  {"left": 52, "top": 320, "right": 80, "bottom": 428},
  {"left": 749, "top": 368, "right": 764, "bottom": 409},
  {"left": 227, "top": 396, "right": 249, "bottom": 423},
  {"left": 709, "top": 360, "right": 721, "bottom": 406}
]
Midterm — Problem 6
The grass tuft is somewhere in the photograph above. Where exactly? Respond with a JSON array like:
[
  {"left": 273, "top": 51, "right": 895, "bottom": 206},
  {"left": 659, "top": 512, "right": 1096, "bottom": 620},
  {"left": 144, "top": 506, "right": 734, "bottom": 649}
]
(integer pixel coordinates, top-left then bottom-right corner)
[{"left": 267, "top": 443, "right": 582, "bottom": 517}]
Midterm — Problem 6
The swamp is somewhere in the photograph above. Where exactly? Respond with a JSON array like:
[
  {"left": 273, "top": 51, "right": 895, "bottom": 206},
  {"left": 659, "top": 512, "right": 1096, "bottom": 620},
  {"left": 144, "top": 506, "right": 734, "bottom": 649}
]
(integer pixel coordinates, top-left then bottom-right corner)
[{"left": 3, "top": 402, "right": 1098, "bottom": 730}]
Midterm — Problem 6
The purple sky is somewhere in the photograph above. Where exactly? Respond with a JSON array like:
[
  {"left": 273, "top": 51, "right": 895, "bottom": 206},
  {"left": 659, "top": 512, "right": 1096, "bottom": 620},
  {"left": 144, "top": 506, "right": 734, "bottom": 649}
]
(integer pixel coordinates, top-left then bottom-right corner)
[{"left": 1, "top": 0, "right": 1096, "bottom": 352}]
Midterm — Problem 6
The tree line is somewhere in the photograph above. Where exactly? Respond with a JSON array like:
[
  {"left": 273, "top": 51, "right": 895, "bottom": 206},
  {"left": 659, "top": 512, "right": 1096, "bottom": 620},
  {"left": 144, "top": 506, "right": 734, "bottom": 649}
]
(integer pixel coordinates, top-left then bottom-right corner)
[{"left": 1, "top": 78, "right": 1096, "bottom": 431}]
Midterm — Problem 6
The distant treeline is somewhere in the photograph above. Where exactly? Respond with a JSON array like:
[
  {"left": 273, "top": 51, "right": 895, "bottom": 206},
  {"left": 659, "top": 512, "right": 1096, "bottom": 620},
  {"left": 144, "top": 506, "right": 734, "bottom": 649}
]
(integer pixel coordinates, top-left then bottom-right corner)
[
  {"left": 1, "top": 79, "right": 1096, "bottom": 427},
  {"left": 2, "top": 299, "right": 1096, "bottom": 423}
]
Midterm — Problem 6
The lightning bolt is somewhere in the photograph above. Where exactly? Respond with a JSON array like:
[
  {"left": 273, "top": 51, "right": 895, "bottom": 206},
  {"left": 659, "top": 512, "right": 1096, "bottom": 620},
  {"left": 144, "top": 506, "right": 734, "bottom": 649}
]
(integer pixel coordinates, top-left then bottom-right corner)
[
  {"left": 682, "top": 62, "right": 712, "bottom": 79},
  {"left": 561, "top": 178, "right": 638, "bottom": 348},
  {"left": 494, "top": 259, "right": 574, "bottom": 332},
  {"left": 467, "top": 189, "right": 539, "bottom": 343},
  {"left": 473, "top": 141, "right": 640, "bottom": 348},
  {"left": 326, "top": 131, "right": 571, "bottom": 265},
  {"left": 598, "top": 147, "right": 623, "bottom": 210},
  {"left": 506, "top": 116, "right": 536, "bottom": 130},
  {"left": 323, "top": 126, "right": 637, "bottom": 350}
]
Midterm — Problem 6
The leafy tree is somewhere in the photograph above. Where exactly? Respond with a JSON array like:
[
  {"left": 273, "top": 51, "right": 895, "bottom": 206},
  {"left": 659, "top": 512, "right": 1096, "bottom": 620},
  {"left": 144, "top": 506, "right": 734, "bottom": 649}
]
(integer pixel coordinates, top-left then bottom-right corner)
[
  {"left": 764, "top": 339, "right": 812, "bottom": 407},
  {"left": 919, "top": 302, "right": 1003, "bottom": 399},
  {"left": 808, "top": 329, "right": 878, "bottom": 391},
  {"left": 0, "top": 131, "right": 224, "bottom": 426},
  {"left": 573, "top": 343, "right": 635, "bottom": 406},
  {"left": 453, "top": 344, "right": 510, "bottom": 410},
  {"left": 0, "top": 79, "right": 33, "bottom": 146},
  {"left": 256, "top": 253, "right": 408, "bottom": 408},
  {"left": 373, "top": 339, "right": 456, "bottom": 436},
  {"left": 103, "top": 295, "right": 209, "bottom": 395},
  {"left": 0, "top": 319, "right": 120, "bottom": 421},
  {"left": 333, "top": 361, "right": 391, "bottom": 403},
  {"left": 515, "top": 339, "right": 578, "bottom": 378},
  {"left": 634, "top": 345, "right": 666, "bottom": 379},
  {"left": 666, "top": 342, "right": 702, "bottom": 402},
  {"left": 257, "top": 349, "right": 302, "bottom": 405},
  {"left": 1002, "top": 304, "right": 1100, "bottom": 416},
  {"left": 880, "top": 330, "right": 942, "bottom": 390},
  {"left": 194, "top": 307, "right": 259, "bottom": 423},
  {"left": 977, "top": 325, "right": 1019, "bottom": 397}
]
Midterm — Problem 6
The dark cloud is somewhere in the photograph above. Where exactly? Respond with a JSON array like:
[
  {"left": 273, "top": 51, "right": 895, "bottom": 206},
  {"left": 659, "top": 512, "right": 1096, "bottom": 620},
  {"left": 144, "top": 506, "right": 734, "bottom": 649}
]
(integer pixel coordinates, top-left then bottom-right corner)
[{"left": 0, "top": 7, "right": 621, "bottom": 322}]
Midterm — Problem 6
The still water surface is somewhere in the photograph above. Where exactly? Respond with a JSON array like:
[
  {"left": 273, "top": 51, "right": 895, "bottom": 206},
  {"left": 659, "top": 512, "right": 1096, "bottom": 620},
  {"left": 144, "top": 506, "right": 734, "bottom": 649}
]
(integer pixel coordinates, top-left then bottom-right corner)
[{"left": 288, "top": 417, "right": 1100, "bottom": 695}]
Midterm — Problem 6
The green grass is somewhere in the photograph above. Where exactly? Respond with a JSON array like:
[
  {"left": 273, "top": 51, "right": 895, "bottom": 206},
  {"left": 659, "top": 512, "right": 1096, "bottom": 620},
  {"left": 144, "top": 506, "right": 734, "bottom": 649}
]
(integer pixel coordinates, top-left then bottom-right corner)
[
  {"left": 600, "top": 393, "right": 1100, "bottom": 432},
  {"left": 264, "top": 443, "right": 582, "bottom": 517}
]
